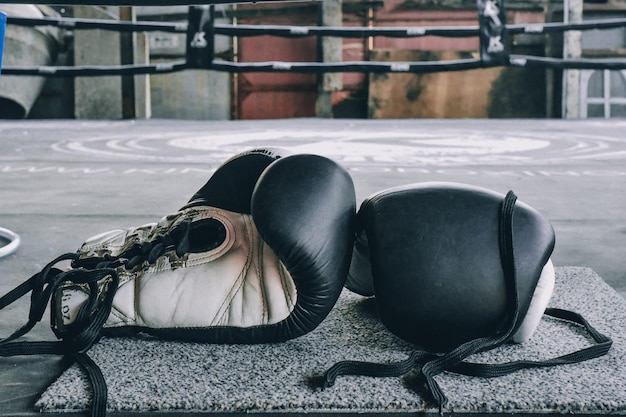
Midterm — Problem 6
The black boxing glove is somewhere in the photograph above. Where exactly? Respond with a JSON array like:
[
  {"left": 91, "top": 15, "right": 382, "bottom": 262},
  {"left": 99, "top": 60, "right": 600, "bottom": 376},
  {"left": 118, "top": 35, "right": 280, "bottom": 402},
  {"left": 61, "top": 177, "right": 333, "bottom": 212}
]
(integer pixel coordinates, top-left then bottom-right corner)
[
  {"left": 347, "top": 182, "right": 555, "bottom": 351},
  {"left": 323, "top": 182, "right": 611, "bottom": 411}
]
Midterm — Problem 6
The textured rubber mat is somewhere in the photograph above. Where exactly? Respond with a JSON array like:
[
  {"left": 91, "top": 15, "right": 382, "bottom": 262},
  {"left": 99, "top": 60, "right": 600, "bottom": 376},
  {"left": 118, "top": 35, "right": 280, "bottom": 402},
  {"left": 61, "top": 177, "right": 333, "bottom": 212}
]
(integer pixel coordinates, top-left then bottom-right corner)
[{"left": 37, "top": 267, "right": 626, "bottom": 414}]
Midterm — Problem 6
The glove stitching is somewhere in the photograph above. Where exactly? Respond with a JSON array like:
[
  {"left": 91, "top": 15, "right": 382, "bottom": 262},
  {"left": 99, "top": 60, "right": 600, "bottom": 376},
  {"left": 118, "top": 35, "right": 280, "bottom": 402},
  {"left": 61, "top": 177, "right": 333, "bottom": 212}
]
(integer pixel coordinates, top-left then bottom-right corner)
[
  {"left": 133, "top": 266, "right": 141, "bottom": 326},
  {"left": 255, "top": 229, "right": 269, "bottom": 325},
  {"left": 107, "top": 303, "right": 131, "bottom": 326},
  {"left": 249, "top": 214, "right": 269, "bottom": 325}
]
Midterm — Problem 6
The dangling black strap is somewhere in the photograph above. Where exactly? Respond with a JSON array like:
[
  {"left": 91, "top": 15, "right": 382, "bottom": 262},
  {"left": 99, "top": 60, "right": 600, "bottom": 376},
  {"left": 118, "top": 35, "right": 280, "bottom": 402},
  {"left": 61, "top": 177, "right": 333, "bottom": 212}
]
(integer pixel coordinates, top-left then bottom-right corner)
[
  {"left": 0, "top": 223, "right": 191, "bottom": 417},
  {"left": 321, "top": 190, "right": 613, "bottom": 413},
  {"left": 322, "top": 306, "right": 613, "bottom": 408},
  {"left": 0, "top": 253, "right": 119, "bottom": 417},
  {"left": 0, "top": 254, "right": 74, "bottom": 346},
  {"left": 447, "top": 307, "right": 612, "bottom": 378}
]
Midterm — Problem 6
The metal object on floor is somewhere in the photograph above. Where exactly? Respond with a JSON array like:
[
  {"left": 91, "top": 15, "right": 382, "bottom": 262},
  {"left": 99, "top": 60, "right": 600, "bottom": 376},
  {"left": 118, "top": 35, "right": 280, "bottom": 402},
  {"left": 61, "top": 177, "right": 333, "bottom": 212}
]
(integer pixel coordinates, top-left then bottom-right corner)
[{"left": 0, "top": 227, "right": 21, "bottom": 258}]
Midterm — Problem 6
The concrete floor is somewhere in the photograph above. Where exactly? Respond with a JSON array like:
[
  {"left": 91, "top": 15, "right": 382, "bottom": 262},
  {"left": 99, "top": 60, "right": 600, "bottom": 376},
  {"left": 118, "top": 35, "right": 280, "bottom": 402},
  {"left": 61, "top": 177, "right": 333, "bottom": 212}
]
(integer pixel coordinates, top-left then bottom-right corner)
[{"left": 0, "top": 118, "right": 625, "bottom": 416}]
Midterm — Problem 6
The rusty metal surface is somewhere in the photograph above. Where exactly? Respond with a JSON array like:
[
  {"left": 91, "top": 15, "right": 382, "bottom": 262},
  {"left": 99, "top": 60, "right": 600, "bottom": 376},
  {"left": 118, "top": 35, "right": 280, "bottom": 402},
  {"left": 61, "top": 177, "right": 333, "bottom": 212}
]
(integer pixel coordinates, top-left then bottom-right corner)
[
  {"left": 235, "top": 4, "right": 317, "bottom": 119},
  {"left": 368, "top": 49, "right": 502, "bottom": 118}
]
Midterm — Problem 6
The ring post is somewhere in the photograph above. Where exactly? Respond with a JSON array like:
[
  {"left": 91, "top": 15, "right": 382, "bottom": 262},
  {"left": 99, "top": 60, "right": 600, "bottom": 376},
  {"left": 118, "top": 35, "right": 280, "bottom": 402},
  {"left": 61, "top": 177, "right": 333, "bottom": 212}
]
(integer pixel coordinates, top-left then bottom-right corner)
[
  {"left": 186, "top": 5, "right": 215, "bottom": 69},
  {"left": 477, "top": 0, "right": 509, "bottom": 66},
  {"left": 0, "top": 11, "right": 6, "bottom": 74}
]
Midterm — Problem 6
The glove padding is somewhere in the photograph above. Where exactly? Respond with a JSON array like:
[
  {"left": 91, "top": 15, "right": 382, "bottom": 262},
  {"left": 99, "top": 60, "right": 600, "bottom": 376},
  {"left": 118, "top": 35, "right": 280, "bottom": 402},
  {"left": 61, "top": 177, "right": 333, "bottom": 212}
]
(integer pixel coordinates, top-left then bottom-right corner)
[
  {"left": 53, "top": 148, "right": 356, "bottom": 343},
  {"left": 346, "top": 181, "right": 555, "bottom": 352}
]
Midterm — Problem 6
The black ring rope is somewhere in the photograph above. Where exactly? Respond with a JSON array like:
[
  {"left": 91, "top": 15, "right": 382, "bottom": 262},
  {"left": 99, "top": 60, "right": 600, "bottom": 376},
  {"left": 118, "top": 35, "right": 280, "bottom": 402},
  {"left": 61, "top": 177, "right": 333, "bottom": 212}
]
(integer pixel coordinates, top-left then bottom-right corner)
[
  {"left": 3, "top": 3, "right": 626, "bottom": 76},
  {"left": 508, "top": 17, "right": 626, "bottom": 35},
  {"left": 6, "top": 15, "right": 187, "bottom": 33},
  {"left": 0, "top": 59, "right": 486, "bottom": 77},
  {"left": 7, "top": 15, "right": 626, "bottom": 38},
  {"left": 210, "top": 58, "right": 487, "bottom": 73},
  {"left": 1, "top": 61, "right": 188, "bottom": 76},
  {"left": 5, "top": 55, "right": 626, "bottom": 77},
  {"left": 510, "top": 55, "right": 626, "bottom": 70},
  {"left": 0, "top": 0, "right": 310, "bottom": 5},
  {"left": 214, "top": 23, "right": 478, "bottom": 38}
]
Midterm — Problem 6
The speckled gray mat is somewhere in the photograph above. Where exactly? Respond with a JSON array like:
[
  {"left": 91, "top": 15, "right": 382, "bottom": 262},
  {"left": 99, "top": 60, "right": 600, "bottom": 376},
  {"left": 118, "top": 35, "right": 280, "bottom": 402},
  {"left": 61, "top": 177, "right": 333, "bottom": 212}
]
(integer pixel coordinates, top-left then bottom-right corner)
[{"left": 37, "top": 267, "right": 626, "bottom": 414}]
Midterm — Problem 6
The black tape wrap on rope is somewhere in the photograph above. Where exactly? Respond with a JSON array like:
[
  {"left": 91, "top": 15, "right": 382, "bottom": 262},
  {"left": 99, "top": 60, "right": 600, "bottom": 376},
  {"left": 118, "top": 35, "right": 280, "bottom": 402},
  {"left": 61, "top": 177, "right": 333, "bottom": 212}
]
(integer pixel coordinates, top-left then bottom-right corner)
[
  {"left": 186, "top": 5, "right": 215, "bottom": 69},
  {"left": 2, "top": 1, "right": 626, "bottom": 76},
  {"left": 477, "top": 0, "right": 509, "bottom": 66}
]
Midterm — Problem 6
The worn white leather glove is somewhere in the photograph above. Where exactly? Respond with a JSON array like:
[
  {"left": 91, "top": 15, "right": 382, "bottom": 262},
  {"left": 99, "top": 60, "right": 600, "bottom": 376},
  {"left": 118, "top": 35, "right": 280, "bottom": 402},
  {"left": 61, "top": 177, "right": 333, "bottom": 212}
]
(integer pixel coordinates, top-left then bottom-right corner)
[{"left": 53, "top": 148, "right": 356, "bottom": 343}]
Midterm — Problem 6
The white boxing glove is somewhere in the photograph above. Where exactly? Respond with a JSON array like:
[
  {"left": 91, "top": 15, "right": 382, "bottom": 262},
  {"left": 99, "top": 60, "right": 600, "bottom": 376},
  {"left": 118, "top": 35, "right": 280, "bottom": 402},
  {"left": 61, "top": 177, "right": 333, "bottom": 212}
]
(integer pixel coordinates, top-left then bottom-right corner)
[{"left": 52, "top": 148, "right": 356, "bottom": 344}]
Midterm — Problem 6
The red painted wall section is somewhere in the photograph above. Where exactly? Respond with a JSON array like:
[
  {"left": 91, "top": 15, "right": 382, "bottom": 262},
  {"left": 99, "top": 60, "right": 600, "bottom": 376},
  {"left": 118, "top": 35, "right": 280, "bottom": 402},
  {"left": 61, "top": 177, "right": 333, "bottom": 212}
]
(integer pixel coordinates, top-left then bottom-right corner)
[{"left": 237, "top": 4, "right": 318, "bottom": 119}]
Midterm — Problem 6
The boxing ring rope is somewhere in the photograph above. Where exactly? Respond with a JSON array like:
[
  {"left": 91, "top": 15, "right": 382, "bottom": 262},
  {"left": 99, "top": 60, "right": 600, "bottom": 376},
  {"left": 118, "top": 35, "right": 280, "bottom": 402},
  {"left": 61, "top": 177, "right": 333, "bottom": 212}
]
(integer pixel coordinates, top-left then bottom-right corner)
[
  {"left": 7, "top": 15, "right": 188, "bottom": 33},
  {"left": 8, "top": 14, "right": 626, "bottom": 37},
  {"left": 2, "top": 0, "right": 626, "bottom": 76},
  {"left": 0, "top": 0, "right": 311, "bottom": 5}
]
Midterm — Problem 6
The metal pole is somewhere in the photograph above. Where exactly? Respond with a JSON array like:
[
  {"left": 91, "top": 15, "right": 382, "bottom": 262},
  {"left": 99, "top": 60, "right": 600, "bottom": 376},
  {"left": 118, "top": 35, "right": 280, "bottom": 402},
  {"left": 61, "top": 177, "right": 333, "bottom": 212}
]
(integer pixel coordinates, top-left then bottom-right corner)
[
  {"left": 120, "top": 6, "right": 136, "bottom": 118},
  {"left": 316, "top": 0, "right": 342, "bottom": 118},
  {"left": 562, "top": 0, "right": 583, "bottom": 119}
]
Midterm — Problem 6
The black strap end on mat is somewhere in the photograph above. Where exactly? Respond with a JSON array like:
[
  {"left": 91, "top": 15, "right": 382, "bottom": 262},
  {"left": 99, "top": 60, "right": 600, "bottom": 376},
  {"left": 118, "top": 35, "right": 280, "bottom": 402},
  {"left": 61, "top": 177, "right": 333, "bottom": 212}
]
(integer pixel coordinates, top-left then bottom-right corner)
[
  {"left": 73, "top": 351, "right": 108, "bottom": 417},
  {"left": 322, "top": 350, "right": 437, "bottom": 389},
  {"left": 320, "top": 190, "right": 613, "bottom": 414},
  {"left": 320, "top": 309, "right": 613, "bottom": 414}
]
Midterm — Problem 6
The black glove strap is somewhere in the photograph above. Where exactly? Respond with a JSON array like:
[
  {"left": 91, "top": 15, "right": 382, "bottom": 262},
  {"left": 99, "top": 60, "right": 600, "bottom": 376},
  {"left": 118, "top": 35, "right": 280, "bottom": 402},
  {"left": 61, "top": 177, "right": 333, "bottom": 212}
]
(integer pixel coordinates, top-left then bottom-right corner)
[
  {"left": 0, "top": 253, "right": 118, "bottom": 417},
  {"left": 0, "top": 222, "right": 194, "bottom": 417},
  {"left": 323, "top": 350, "right": 439, "bottom": 388},
  {"left": 448, "top": 307, "right": 612, "bottom": 378},
  {"left": 322, "top": 307, "right": 612, "bottom": 408}
]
